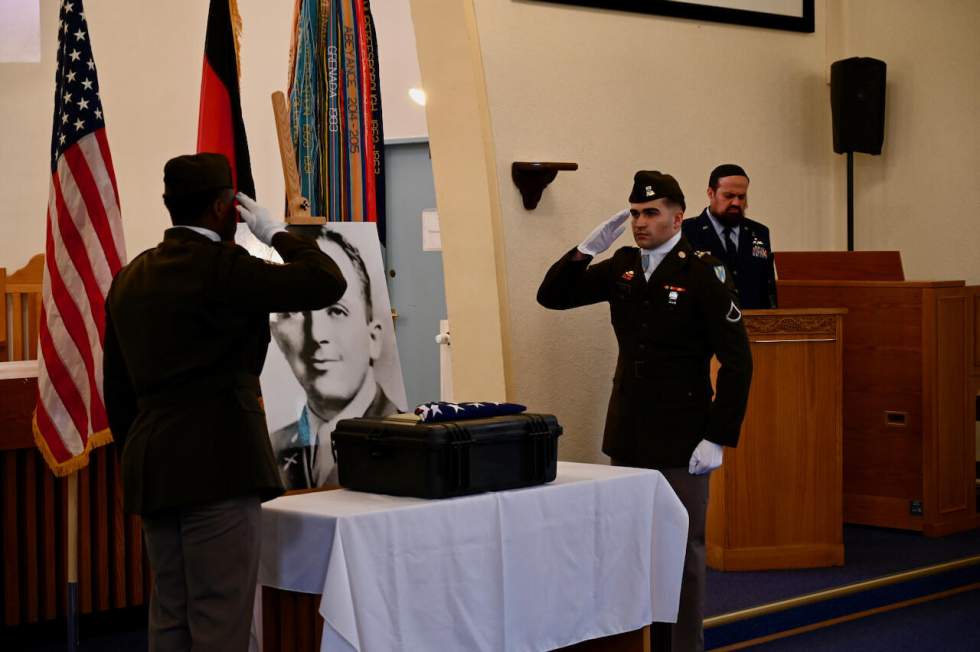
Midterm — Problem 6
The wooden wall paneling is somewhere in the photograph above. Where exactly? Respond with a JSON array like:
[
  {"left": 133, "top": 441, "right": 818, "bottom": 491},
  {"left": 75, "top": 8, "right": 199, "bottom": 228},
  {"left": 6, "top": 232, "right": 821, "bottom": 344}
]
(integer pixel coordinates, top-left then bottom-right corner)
[
  {"left": 262, "top": 587, "right": 282, "bottom": 650},
  {"left": 24, "top": 450, "right": 39, "bottom": 623},
  {"left": 263, "top": 588, "right": 324, "bottom": 652},
  {"left": 277, "top": 589, "right": 293, "bottom": 651},
  {"left": 920, "top": 287, "right": 939, "bottom": 534},
  {"left": 0, "top": 267, "right": 7, "bottom": 360},
  {"left": 842, "top": 493, "right": 922, "bottom": 531},
  {"left": 3, "top": 452, "right": 21, "bottom": 625},
  {"left": 972, "top": 290, "right": 980, "bottom": 372},
  {"left": 9, "top": 293, "right": 24, "bottom": 361},
  {"left": 296, "top": 592, "right": 318, "bottom": 652},
  {"left": 78, "top": 464, "right": 92, "bottom": 613},
  {"left": 923, "top": 290, "right": 974, "bottom": 536},
  {"left": 0, "top": 447, "right": 151, "bottom": 627},
  {"left": 936, "top": 293, "right": 968, "bottom": 514},
  {"left": 843, "top": 434, "right": 922, "bottom": 498},
  {"left": 109, "top": 450, "right": 127, "bottom": 608},
  {"left": 129, "top": 508, "right": 145, "bottom": 606},
  {"left": 27, "top": 292, "right": 40, "bottom": 360},
  {"left": 42, "top": 465, "right": 58, "bottom": 619},
  {"left": 59, "top": 472, "right": 68, "bottom": 616},
  {"left": 94, "top": 449, "right": 110, "bottom": 610}
]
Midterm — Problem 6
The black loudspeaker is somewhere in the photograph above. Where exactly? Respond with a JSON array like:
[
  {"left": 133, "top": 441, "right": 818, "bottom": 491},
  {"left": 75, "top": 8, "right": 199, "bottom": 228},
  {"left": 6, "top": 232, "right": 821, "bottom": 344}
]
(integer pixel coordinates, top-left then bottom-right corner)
[{"left": 830, "top": 57, "right": 886, "bottom": 155}]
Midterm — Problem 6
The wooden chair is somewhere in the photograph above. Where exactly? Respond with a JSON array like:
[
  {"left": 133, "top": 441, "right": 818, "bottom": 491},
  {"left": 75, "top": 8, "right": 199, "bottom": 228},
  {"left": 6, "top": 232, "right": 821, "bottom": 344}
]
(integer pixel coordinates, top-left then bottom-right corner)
[{"left": 2, "top": 254, "right": 44, "bottom": 362}]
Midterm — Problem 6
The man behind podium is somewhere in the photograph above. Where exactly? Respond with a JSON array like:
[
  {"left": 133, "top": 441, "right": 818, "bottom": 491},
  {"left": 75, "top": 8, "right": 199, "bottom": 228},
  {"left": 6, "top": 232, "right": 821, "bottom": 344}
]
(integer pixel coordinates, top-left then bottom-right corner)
[
  {"left": 103, "top": 153, "right": 347, "bottom": 651},
  {"left": 682, "top": 164, "right": 777, "bottom": 309},
  {"left": 537, "top": 170, "right": 753, "bottom": 651}
]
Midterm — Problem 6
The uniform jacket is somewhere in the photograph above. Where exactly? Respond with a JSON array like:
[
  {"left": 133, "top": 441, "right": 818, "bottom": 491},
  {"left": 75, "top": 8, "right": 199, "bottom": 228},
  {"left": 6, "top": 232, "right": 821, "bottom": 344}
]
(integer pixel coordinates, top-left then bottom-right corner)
[
  {"left": 681, "top": 210, "right": 777, "bottom": 309},
  {"left": 271, "top": 384, "right": 399, "bottom": 489},
  {"left": 537, "top": 237, "right": 753, "bottom": 468},
  {"left": 103, "top": 228, "right": 347, "bottom": 515}
]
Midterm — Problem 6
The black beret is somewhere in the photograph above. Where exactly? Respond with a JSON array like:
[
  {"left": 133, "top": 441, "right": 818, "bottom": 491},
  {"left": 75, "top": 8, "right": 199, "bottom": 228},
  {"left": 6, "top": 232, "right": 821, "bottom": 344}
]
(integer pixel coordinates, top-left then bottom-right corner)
[
  {"left": 163, "top": 153, "right": 233, "bottom": 197},
  {"left": 709, "top": 163, "right": 749, "bottom": 188},
  {"left": 629, "top": 170, "right": 685, "bottom": 210}
]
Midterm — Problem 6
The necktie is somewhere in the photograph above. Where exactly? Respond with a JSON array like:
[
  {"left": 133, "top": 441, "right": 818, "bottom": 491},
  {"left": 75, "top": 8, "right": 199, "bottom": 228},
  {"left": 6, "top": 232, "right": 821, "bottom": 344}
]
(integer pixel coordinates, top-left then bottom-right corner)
[
  {"left": 641, "top": 252, "right": 652, "bottom": 279},
  {"left": 722, "top": 227, "right": 738, "bottom": 267}
]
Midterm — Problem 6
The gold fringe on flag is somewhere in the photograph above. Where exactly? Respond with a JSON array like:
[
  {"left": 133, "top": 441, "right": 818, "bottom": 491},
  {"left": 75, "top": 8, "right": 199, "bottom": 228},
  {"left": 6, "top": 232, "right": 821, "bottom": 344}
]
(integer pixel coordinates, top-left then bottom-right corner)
[
  {"left": 229, "top": 0, "right": 244, "bottom": 77},
  {"left": 32, "top": 412, "right": 114, "bottom": 478}
]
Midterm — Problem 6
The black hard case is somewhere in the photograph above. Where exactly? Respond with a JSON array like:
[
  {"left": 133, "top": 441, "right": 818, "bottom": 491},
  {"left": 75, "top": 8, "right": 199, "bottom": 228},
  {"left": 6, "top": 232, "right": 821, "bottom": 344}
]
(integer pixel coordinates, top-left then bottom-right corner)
[{"left": 331, "top": 413, "right": 562, "bottom": 499}]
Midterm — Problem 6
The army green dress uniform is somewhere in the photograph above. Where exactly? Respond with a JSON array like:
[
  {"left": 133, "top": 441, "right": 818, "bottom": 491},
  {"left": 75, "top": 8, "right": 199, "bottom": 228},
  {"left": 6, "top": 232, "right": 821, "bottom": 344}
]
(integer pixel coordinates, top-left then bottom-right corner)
[
  {"left": 537, "top": 237, "right": 752, "bottom": 468},
  {"left": 103, "top": 154, "right": 347, "bottom": 652},
  {"left": 537, "top": 171, "right": 752, "bottom": 652}
]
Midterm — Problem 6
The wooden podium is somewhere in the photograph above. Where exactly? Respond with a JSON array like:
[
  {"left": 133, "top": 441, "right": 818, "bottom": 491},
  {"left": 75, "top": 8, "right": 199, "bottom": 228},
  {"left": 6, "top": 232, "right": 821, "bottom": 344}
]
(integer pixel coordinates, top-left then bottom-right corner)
[
  {"left": 707, "top": 309, "right": 845, "bottom": 571},
  {"left": 776, "top": 251, "right": 978, "bottom": 536}
]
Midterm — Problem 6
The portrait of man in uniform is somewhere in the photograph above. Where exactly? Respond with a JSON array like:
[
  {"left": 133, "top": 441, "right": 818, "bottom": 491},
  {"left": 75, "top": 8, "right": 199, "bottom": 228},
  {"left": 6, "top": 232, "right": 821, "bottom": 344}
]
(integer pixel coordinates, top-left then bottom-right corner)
[{"left": 242, "top": 222, "right": 407, "bottom": 489}]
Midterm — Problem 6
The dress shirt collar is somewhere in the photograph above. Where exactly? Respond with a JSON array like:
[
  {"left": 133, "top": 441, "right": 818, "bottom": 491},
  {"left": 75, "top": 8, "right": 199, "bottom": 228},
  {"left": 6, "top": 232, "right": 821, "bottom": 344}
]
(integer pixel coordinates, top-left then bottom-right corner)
[
  {"left": 640, "top": 231, "right": 682, "bottom": 279},
  {"left": 171, "top": 225, "right": 221, "bottom": 242}
]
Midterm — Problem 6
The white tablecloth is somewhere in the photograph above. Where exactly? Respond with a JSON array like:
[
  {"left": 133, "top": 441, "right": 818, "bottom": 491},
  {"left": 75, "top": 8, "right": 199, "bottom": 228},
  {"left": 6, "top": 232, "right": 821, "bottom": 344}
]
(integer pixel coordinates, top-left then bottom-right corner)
[{"left": 259, "top": 461, "right": 688, "bottom": 652}]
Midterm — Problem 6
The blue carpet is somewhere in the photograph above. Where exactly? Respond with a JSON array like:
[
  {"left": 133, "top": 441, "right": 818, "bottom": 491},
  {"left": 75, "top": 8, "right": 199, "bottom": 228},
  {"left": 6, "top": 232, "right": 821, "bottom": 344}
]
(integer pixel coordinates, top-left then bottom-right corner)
[
  {"left": 706, "top": 524, "right": 980, "bottom": 616},
  {"left": 706, "top": 563, "right": 980, "bottom": 649},
  {"left": 749, "top": 586, "right": 980, "bottom": 651}
]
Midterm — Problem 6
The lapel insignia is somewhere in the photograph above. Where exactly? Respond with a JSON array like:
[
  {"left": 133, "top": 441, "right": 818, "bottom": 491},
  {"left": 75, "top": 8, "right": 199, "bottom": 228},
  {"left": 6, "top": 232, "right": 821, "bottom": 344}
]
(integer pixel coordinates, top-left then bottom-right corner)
[
  {"left": 678, "top": 250, "right": 686, "bottom": 259},
  {"left": 622, "top": 270, "right": 635, "bottom": 281}
]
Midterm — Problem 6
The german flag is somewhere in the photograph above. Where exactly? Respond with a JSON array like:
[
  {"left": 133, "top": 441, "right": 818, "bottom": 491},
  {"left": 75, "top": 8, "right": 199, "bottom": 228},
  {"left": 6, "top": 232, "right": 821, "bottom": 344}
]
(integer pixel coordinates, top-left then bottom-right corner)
[{"left": 197, "top": 0, "right": 255, "bottom": 200}]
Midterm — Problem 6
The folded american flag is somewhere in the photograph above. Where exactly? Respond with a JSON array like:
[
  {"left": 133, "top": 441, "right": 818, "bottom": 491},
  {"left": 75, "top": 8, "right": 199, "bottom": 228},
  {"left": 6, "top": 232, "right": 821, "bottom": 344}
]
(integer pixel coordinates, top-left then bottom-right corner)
[{"left": 414, "top": 401, "right": 527, "bottom": 423}]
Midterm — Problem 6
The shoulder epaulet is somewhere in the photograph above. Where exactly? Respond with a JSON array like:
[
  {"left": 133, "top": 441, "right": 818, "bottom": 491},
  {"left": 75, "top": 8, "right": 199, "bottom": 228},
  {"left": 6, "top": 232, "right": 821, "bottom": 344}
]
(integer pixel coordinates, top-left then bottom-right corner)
[
  {"left": 692, "top": 250, "right": 722, "bottom": 265},
  {"left": 691, "top": 250, "right": 728, "bottom": 284}
]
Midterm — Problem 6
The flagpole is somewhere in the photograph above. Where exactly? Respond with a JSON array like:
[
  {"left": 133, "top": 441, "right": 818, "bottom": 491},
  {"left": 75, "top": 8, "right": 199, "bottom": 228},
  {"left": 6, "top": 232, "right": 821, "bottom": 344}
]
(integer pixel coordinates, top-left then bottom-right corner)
[
  {"left": 67, "top": 471, "right": 79, "bottom": 652},
  {"left": 271, "top": 90, "right": 323, "bottom": 225}
]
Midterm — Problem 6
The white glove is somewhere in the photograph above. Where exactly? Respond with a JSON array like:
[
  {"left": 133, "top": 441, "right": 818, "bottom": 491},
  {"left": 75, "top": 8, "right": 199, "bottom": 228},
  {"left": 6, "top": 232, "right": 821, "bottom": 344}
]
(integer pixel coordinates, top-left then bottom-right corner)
[
  {"left": 235, "top": 192, "right": 287, "bottom": 246},
  {"left": 576, "top": 209, "right": 630, "bottom": 257},
  {"left": 688, "top": 439, "right": 724, "bottom": 475}
]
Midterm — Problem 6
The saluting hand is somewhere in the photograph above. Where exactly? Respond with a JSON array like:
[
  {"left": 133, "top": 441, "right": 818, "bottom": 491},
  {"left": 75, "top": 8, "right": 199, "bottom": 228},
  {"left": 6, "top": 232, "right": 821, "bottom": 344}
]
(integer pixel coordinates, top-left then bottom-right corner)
[
  {"left": 576, "top": 208, "right": 630, "bottom": 257},
  {"left": 236, "top": 193, "right": 287, "bottom": 246}
]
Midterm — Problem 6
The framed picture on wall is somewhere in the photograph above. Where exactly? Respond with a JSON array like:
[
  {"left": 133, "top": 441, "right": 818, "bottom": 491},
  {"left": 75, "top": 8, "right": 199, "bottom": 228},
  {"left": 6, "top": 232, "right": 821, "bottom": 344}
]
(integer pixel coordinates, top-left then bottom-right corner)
[{"left": 537, "top": 0, "right": 815, "bottom": 33}]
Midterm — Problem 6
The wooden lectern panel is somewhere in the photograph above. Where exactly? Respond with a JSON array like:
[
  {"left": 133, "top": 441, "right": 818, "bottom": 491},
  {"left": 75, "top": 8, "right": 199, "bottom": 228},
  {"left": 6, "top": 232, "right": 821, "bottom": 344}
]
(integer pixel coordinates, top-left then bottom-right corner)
[
  {"left": 775, "top": 251, "right": 904, "bottom": 281},
  {"left": 707, "top": 309, "right": 845, "bottom": 571},
  {"left": 779, "top": 264, "right": 976, "bottom": 535}
]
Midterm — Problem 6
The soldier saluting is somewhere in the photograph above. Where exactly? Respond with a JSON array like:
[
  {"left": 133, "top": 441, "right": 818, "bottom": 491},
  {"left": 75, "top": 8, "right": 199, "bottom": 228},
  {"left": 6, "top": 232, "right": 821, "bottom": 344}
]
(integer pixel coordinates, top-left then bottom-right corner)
[{"left": 537, "top": 170, "right": 753, "bottom": 652}]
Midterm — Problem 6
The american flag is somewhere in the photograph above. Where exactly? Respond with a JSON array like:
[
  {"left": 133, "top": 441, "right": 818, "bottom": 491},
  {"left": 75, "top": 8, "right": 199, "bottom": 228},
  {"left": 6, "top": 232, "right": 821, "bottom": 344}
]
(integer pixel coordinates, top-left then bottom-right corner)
[
  {"left": 414, "top": 402, "right": 527, "bottom": 424},
  {"left": 34, "top": 0, "right": 126, "bottom": 476}
]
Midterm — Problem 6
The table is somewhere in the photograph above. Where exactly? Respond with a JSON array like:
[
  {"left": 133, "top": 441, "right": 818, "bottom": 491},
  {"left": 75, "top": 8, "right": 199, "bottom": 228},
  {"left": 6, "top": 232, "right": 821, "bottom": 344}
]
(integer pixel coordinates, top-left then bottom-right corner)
[{"left": 258, "top": 461, "right": 688, "bottom": 652}]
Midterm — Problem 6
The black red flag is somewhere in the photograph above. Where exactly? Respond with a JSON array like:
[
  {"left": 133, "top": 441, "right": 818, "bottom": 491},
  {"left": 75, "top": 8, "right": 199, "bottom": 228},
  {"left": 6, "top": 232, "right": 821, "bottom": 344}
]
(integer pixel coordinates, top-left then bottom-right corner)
[{"left": 197, "top": 0, "right": 255, "bottom": 199}]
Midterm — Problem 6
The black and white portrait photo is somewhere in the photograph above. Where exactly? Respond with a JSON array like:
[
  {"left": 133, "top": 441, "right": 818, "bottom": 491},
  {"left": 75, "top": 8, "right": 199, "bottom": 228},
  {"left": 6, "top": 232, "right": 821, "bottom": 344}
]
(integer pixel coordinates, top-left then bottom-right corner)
[{"left": 238, "top": 222, "right": 407, "bottom": 489}]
